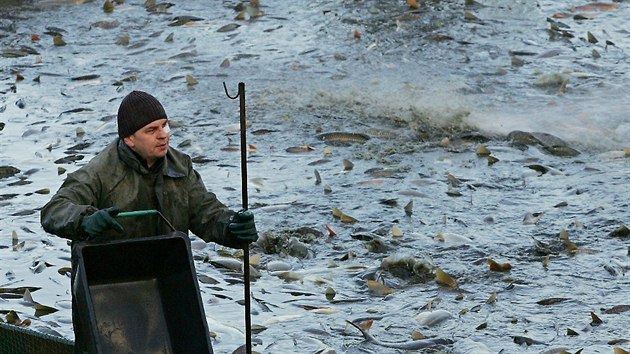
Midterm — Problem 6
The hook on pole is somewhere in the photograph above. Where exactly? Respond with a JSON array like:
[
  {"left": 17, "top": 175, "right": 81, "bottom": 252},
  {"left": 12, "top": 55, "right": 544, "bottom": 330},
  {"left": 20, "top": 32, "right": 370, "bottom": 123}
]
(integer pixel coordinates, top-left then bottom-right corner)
[{"left": 223, "top": 82, "right": 240, "bottom": 100}]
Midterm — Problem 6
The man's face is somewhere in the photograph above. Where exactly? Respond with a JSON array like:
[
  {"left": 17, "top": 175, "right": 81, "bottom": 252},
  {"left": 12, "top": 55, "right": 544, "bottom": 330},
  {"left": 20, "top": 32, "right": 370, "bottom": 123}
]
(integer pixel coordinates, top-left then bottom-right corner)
[{"left": 123, "top": 118, "right": 170, "bottom": 167}]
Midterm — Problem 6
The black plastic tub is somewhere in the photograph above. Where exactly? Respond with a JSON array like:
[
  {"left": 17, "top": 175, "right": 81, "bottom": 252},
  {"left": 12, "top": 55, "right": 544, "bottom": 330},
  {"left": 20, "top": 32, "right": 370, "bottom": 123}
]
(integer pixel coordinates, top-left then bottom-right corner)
[{"left": 73, "top": 232, "right": 213, "bottom": 354}]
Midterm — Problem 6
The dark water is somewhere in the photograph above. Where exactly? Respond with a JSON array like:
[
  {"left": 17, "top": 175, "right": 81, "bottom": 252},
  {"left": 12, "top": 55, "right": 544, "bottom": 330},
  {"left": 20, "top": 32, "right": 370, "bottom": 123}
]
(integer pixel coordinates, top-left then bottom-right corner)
[{"left": 1, "top": 1, "right": 629, "bottom": 353}]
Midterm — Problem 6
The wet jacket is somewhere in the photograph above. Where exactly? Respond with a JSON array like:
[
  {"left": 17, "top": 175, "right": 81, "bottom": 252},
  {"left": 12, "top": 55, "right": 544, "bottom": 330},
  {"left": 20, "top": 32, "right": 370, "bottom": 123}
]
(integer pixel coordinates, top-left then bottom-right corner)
[
  {"left": 41, "top": 139, "right": 241, "bottom": 249},
  {"left": 41, "top": 138, "right": 242, "bottom": 353}
]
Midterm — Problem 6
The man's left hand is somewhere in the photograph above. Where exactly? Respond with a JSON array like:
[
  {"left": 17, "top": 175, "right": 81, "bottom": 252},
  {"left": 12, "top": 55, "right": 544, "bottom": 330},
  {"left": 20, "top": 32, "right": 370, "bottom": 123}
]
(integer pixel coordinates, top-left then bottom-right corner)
[{"left": 228, "top": 209, "right": 258, "bottom": 243}]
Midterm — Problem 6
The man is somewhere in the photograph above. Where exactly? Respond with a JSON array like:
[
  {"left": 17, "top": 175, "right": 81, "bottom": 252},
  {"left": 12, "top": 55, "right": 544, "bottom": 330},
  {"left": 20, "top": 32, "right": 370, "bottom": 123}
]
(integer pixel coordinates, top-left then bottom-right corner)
[{"left": 40, "top": 90, "right": 257, "bottom": 353}]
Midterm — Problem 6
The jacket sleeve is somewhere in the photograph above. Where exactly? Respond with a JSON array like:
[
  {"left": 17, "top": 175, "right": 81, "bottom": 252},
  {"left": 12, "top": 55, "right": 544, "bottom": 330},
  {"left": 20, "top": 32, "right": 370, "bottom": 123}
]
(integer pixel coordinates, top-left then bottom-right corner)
[
  {"left": 186, "top": 167, "right": 244, "bottom": 249},
  {"left": 40, "top": 170, "right": 99, "bottom": 241}
]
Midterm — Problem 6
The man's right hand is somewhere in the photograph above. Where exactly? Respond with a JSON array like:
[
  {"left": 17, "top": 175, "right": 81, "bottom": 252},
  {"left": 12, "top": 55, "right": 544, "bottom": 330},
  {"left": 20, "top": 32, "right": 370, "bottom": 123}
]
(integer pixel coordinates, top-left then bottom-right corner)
[{"left": 81, "top": 207, "right": 124, "bottom": 238}]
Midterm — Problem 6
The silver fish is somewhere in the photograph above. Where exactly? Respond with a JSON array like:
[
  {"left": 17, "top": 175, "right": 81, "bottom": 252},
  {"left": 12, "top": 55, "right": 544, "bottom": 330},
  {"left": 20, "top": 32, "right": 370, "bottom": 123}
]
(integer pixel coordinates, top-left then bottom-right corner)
[{"left": 345, "top": 320, "right": 453, "bottom": 350}]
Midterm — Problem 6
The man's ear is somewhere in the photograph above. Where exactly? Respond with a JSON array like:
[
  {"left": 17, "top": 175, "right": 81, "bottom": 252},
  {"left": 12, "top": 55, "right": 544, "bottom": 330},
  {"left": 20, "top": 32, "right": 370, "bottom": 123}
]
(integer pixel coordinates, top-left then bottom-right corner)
[{"left": 123, "top": 136, "right": 135, "bottom": 148}]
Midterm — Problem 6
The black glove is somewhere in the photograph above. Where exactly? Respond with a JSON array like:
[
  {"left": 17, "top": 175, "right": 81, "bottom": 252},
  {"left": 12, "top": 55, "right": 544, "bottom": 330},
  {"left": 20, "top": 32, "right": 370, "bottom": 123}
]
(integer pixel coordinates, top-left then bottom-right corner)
[
  {"left": 81, "top": 207, "right": 124, "bottom": 238},
  {"left": 228, "top": 209, "right": 258, "bottom": 243}
]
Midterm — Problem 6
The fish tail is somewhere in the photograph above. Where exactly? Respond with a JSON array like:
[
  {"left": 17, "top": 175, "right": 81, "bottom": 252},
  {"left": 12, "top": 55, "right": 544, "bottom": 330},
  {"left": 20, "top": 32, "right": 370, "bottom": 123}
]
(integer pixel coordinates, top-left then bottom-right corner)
[{"left": 345, "top": 320, "right": 373, "bottom": 341}]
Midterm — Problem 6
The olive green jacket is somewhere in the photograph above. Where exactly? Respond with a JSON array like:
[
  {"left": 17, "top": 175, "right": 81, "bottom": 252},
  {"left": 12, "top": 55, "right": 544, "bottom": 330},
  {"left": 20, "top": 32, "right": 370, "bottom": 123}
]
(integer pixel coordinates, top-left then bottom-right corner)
[{"left": 41, "top": 139, "right": 241, "bottom": 249}]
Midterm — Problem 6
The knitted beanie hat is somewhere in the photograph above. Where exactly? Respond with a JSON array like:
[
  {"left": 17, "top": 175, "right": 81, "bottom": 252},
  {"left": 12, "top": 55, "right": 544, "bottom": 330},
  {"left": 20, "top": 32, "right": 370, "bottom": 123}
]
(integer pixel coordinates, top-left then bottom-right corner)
[{"left": 117, "top": 91, "right": 167, "bottom": 138}]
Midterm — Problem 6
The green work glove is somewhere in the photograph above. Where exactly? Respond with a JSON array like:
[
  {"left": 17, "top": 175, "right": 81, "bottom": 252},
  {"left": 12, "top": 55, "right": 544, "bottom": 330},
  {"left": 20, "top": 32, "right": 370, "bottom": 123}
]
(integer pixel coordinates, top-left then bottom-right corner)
[
  {"left": 81, "top": 207, "right": 124, "bottom": 238},
  {"left": 228, "top": 209, "right": 258, "bottom": 243}
]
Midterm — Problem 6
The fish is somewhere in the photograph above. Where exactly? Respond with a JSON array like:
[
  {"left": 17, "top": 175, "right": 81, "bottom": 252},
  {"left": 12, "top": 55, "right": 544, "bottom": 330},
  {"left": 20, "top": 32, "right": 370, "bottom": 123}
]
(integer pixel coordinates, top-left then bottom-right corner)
[
  {"left": 59, "top": 107, "right": 93, "bottom": 116},
  {"left": 345, "top": 320, "right": 453, "bottom": 349},
  {"left": 209, "top": 257, "right": 243, "bottom": 271},
  {"left": 453, "top": 338, "right": 493, "bottom": 354},
  {"left": 71, "top": 74, "right": 100, "bottom": 81},
  {"left": 416, "top": 309, "right": 454, "bottom": 326},
  {"left": 36, "top": 0, "right": 92, "bottom": 7},
  {"left": 266, "top": 260, "right": 292, "bottom": 272},
  {"left": 262, "top": 314, "right": 303, "bottom": 325},
  {"left": 169, "top": 16, "right": 204, "bottom": 26},
  {"left": 317, "top": 132, "right": 370, "bottom": 144},
  {"left": 146, "top": 2, "right": 174, "bottom": 13},
  {"left": 91, "top": 20, "right": 120, "bottom": 29},
  {"left": 217, "top": 23, "right": 240, "bottom": 33},
  {"left": 435, "top": 233, "right": 473, "bottom": 243},
  {"left": 2, "top": 47, "right": 40, "bottom": 58},
  {"left": 572, "top": 3, "right": 619, "bottom": 12},
  {"left": 0, "top": 166, "right": 20, "bottom": 179},
  {"left": 286, "top": 146, "right": 315, "bottom": 153}
]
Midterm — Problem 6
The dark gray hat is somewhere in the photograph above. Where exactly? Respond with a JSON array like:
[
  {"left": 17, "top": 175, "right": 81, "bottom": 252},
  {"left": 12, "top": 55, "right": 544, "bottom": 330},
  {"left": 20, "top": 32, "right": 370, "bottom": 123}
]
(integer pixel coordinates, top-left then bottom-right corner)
[{"left": 117, "top": 91, "right": 167, "bottom": 138}]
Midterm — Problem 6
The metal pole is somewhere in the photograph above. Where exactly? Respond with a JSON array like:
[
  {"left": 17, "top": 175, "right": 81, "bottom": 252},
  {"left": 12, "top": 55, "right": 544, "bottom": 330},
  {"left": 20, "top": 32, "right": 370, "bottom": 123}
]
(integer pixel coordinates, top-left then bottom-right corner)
[
  {"left": 237, "top": 82, "right": 248, "bottom": 210},
  {"left": 223, "top": 81, "right": 252, "bottom": 354}
]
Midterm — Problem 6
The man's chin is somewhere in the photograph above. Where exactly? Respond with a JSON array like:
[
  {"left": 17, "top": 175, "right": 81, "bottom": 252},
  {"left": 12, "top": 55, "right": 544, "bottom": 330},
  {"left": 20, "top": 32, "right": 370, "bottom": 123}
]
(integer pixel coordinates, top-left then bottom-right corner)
[{"left": 152, "top": 149, "right": 168, "bottom": 159}]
